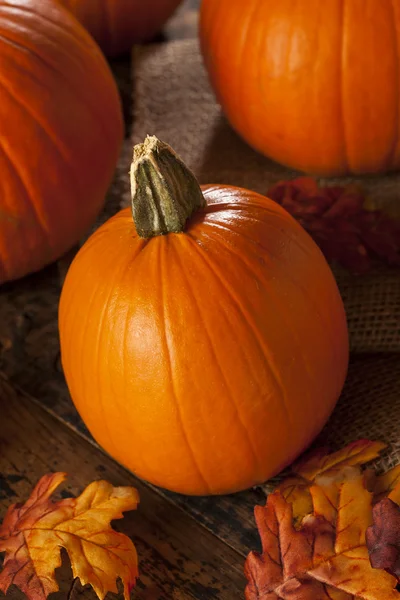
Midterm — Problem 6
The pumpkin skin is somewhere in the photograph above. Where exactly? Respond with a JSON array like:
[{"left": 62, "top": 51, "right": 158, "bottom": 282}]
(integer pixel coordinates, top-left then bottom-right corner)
[
  {"left": 58, "top": 0, "right": 183, "bottom": 57},
  {"left": 59, "top": 177, "right": 349, "bottom": 495},
  {"left": 200, "top": 0, "right": 400, "bottom": 177},
  {"left": 0, "top": 0, "right": 123, "bottom": 284}
]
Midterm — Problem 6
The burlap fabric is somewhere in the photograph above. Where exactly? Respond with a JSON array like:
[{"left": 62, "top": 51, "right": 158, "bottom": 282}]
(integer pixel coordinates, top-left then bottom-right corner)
[
  {"left": 260, "top": 353, "right": 400, "bottom": 492},
  {"left": 129, "top": 38, "right": 400, "bottom": 354}
]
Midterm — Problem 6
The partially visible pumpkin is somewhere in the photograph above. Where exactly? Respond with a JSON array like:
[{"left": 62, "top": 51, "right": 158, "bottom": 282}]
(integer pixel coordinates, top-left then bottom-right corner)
[
  {"left": 0, "top": 0, "right": 123, "bottom": 284},
  {"left": 59, "top": 136, "right": 349, "bottom": 496},
  {"left": 58, "top": 0, "right": 183, "bottom": 57},
  {"left": 200, "top": 0, "right": 400, "bottom": 177}
]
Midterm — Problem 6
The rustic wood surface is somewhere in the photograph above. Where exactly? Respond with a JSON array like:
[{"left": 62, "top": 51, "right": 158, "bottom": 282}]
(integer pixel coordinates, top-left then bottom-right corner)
[
  {"left": 0, "top": 377, "right": 247, "bottom": 600},
  {"left": 0, "top": 2, "right": 266, "bottom": 599}
]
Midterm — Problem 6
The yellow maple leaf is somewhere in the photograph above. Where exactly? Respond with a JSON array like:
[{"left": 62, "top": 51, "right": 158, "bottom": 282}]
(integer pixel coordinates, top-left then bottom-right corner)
[
  {"left": 278, "top": 440, "right": 386, "bottom": 525},
  {"left": 245, "top": 474, "right": 399, "bottom": 600},
  {"left": 0, "top": 472, "right": 139, "bottom": 600}
]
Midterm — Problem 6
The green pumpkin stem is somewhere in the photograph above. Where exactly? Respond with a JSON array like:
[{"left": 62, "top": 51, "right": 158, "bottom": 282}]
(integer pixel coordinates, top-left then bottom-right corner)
[{"left": 130, "top": 136, "right": 206, "bottom": 238}]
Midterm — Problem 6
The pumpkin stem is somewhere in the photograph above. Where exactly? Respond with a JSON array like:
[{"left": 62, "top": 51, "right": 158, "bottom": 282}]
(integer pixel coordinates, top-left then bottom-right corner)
[{"left": 130, "top": 136, "right": 206, "bottom": 238}]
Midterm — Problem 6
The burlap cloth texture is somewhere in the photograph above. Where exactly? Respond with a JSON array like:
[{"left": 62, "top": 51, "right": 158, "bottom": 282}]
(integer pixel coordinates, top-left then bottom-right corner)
[{"left": 127, "top": 38, "right": 400, "bottom": 355}]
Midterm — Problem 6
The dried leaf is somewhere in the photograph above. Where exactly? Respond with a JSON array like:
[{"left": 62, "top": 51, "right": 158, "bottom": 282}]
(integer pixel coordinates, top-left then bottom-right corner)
[
  {"left": 0, "top": 472, "right": 139, "bottom": 600},
  {"left": 278, "top": 440, "right": 386, "bottom": 525},
  {"left": 245, "top": 475, "right": 399, "bottom": 600},
  {"left": 267, "top": 178, "right": 400, "bottom": 273},
  {"left": 366, "top": 498, "right": 400, "bottom": 581},
  {"left": 373, "top": 465, "right": 400, "bottom": 504}
]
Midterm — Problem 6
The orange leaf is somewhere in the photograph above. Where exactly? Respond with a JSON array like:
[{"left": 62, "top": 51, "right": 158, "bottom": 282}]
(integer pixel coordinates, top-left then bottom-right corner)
[
  {"left": 0, "top": 473, "right": 139, "bottom": 600},
  {"left": 245, "top": 474, "right": 399, "bottom": 600},
  {"left": 278, "top": 440, "right": 386, "bottom": 525}
]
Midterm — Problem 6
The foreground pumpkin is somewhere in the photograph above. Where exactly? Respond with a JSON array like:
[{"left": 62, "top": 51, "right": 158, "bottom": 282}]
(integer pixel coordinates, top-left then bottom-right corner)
[
  {"left": 200, "top": 0, "right": 400, "bottom": 177},
  {"left": 58, "top": 0, "right": 183, "bottom": 57},
  {"left": 0, "top": 0, "right": 123, "bottom": 284},
  {"left": 59, "top": 136, "right": 349, "bottom": 496}
]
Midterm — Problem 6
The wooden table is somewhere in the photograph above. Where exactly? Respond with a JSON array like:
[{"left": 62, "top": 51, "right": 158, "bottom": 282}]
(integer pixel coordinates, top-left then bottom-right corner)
[{"left": 0, "top": 2, "right": 267, "bottom": 598}]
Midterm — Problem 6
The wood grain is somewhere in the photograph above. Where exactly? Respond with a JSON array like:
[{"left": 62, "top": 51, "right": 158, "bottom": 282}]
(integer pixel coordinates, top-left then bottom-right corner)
[{"left": 0, "top": 376, "right": 247, "bottom": 600}]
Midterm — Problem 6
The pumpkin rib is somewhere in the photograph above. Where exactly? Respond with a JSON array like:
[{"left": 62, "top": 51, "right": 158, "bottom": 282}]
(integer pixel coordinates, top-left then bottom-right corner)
[
  {"left": 211, "top": 230, "right": 324, "bottom": 428},
  {"left": 0, "top": 57, "right": 80, "bottom": 190},
  {"left": 0, "top": 140, "right": 51, "bottom": 246},
  {"left": 88, "top": 258, "right": 131, "bottom": 457},
  {"left": 338, "top": 0, "right": 349, "bottom": 172},
  {"left": 160, "top": 240, "right": 212, "bottom": 494},
  {"left": 0, "top": 3, "right": 91, "bottom": 50},
  {"left": 185, "top": 231, "right": 291, "bottom": 463},
  {"left": 0, "top": 145, "right": 51, "bottom": 279},
  {"left": 190, "top": 225, "right": 316, "bottom": 429},
  {"left": 203, "top": 208, "right": 313, "bottom": 261},
  {"left": 171, "top": 236, "right": 259, "bottom": 489},
  {"left": 238, "top": 0, "right": 263, "bottom": 139},
  {"left": 184, "top": 235, "right": 268, "bottom": 478},
  {"left": 0, "top": 16, "right": 120, "bottom": 146},
  {"left": 198, "top": 216, "right": 344, "bottom": 404}
]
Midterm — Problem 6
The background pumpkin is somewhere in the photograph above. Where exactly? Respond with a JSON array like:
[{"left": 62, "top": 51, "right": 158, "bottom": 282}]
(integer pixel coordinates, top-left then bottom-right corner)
[
  {"left": 59, "top": 137, "right": 349, "bottom": 496},
  {"left": 200, "top": 0, "right": 400, "bottom": 177},
  {"left": 58, "top": 0, "right": 183, "bottom": 57},
  {"left": 0, "top": 0, "right": 123, "bottom": 284}
]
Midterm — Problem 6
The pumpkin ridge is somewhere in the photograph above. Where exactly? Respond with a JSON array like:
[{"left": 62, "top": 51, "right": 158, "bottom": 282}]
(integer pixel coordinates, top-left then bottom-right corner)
[
  {"left": 185, "top": 232, "right": 286, "bottom": 474},
  {"left": 88, "top": 255, "right": 132, "bottom": 457},
  {"left": 0, "top": 3, "right": 94, "bottom": 51},
  {"left": 0, "top": 60, "right": 81, "bottom": 208},
  {"left": 165, "top": 240, "right": 212, "bottom": 493},
  {"left": 203, "top": 227, "right": 319, "bottom": 425},
  {"left": 200, "top": 216, "right": 344, "bottom": 390},
  {"left": 198, "top": 219, "right": 346, "bottom": 420},
  {"left": 200, "top": 215, "right": 312, "bottom": 264},
  {"left": 338, "top": 0, "right": 349, "bottom": 172},
  {"left": 238, "top": 0, "right": 262, "bottom": 138},
  {"left": 0, "top": 13, "right": 120, "bottom": 145},
  {"left": 188, "top": 228, "right": 294, "bottom": 421},
  {"left": 0, "top": 140, "right": 51, "bottom": 249}
]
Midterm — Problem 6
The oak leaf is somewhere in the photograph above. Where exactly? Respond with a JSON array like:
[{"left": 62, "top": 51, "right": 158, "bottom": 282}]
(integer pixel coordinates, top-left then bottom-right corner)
[
  {"left": 0, "top": 472, "right": 139, "bottom": 600},
  {"left": 245, "top": 474, "right": 399, "bottom": 600},
  {"left": 278, "top": 440, "right": 386, "bottom": 526},
  {"left": 366, "top": 497, "right": 400, "bottom": 581}
]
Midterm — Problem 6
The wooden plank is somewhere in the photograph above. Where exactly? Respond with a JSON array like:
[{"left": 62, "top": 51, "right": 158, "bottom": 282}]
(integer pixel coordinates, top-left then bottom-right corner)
[{"left": 0, "top": 376, "right": 247, "bottom": 600}]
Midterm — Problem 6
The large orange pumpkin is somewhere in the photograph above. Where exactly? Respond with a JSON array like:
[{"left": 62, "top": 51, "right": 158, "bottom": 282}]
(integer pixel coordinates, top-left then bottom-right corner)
[
  {"left": 58, "top": 0, "right": 183, "bottom": 57},
  {"left": 59, "top": 136, "right": 349, "bottom": 496},
  {"left": 200, "top": 0, "right": 400, "bottom": 177},
  {"left": 0, "top": 0, "right": 123, "bottom": 284}
]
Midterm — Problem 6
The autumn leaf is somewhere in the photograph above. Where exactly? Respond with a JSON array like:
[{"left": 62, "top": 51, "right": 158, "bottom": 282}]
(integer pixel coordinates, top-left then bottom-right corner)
[
  {"left": 371, "top": 465, "right": 400, "bottom": 504},
  {"left": 267, "top": 177, "right": 400, "bottom": 273},
  {"left": 0, "top": 472, "right": 139, "bottom": 600},
  {"left": 366, "top": 497, "right": 400, "bottom": 581},
  {"left": 278, "top": 440, "right": 386, "bottom": 526},
  {"left": 245, "top": 474, "right": 399, "bottom": 600}
]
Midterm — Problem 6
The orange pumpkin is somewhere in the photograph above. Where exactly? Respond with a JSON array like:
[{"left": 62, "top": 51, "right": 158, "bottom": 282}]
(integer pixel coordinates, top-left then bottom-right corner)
[
  {"left": 200, "top": 0, "right": 400, "bottom": 177},
  {"left": 59, "top": 136, "right": 349, "bottom": 496},
  {"left": 58, "top": 0, "right": 183, "bottom": 57},
  {"left": 0, "top": 0, "right": 123, "bottom": 284}
]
